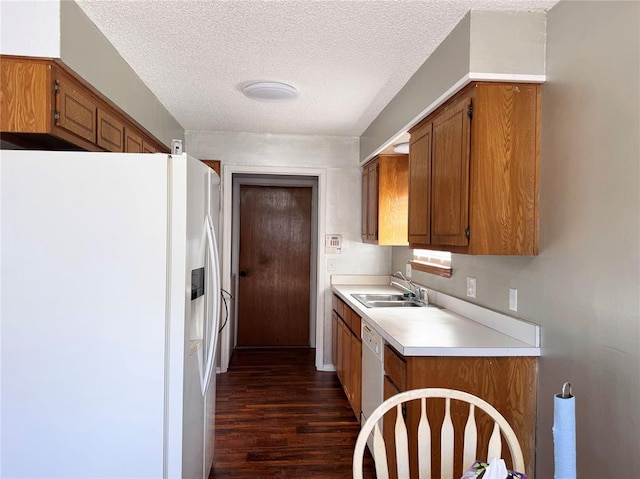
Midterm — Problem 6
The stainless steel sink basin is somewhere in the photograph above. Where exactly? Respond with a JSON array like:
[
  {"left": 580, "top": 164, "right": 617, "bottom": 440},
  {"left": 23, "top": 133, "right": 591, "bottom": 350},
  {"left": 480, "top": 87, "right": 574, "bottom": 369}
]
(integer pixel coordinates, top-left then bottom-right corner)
[
  {"left": 365, "top": 300, "right": 423, "bottom": 308},
  {"left": 353, "top": 294, "right": 408, "bottom": 302},
  {"left": 351, "top": 293, "right": 432, "bottom": 308}
]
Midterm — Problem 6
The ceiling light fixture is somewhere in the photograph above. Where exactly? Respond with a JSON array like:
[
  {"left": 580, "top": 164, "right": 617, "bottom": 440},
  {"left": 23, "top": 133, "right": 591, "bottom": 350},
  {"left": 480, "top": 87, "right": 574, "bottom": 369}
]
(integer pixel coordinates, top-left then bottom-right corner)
[
  {"left": 393, "top": 141, "right": 410, "bottom": 154},
  {"left": 242, "top": 81, "right": 298, "bottom": 102}
]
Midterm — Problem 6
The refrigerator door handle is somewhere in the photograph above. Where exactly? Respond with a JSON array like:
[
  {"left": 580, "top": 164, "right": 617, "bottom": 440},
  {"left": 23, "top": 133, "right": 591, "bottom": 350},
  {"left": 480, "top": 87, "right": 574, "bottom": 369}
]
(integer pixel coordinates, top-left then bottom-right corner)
[{"left": 201, "top": 213, "right": 220, "bottom": 395}]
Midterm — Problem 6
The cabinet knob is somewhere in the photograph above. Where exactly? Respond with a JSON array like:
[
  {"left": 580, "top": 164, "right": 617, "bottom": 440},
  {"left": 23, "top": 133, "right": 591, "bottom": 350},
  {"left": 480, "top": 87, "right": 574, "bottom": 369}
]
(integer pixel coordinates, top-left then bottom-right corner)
[{"left": 239, "top": 270, "right": 248, "bottom": 277}]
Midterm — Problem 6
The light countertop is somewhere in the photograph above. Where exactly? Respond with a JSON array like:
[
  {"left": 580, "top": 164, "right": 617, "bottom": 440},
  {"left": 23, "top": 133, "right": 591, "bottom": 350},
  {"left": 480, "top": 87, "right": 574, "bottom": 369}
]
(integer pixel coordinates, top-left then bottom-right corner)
[{"left": 331, "top": 280, "right": 540, "bottom": 357}]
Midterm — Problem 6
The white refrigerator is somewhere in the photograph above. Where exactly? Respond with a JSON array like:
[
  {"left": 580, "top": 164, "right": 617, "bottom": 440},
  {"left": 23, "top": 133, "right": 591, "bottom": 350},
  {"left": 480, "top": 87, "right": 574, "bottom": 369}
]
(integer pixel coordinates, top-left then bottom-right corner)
[{"left": 0, "top": 151, "right": 221, "bottom": 479}]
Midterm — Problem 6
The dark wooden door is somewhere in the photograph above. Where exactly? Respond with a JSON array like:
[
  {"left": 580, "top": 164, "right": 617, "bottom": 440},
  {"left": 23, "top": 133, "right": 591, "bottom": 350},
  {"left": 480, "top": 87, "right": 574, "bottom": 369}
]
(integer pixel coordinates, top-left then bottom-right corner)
[{"left": 237, "top": 185, "right": 312, "bottom": 346}]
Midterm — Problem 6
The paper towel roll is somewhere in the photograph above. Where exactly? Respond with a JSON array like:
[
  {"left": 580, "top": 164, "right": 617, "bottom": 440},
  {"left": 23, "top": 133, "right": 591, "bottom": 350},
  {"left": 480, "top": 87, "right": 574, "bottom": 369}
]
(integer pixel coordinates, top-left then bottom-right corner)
[{"left": 553, "top": 383, "right": 576, "bottom": 479}]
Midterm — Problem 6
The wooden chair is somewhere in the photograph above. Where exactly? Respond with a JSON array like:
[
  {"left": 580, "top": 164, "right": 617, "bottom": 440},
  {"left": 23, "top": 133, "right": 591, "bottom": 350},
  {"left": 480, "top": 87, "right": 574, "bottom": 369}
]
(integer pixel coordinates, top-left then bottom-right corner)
[{"left": 353, "top": 388, "right": 525, "bottom": 479}]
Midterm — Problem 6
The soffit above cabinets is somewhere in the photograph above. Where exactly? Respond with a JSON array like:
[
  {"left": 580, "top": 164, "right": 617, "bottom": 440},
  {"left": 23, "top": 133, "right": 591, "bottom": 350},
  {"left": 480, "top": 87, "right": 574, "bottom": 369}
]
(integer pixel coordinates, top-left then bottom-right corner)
[{"left": 74, "top": 0, "right": 557, "bottom": 137}]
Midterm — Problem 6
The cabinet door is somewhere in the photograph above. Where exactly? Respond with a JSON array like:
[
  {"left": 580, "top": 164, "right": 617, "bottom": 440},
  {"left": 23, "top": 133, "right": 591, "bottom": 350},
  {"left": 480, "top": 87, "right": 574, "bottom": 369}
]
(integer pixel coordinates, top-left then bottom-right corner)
[
  {"left": 142, "top": 139, "right": 159, "bottom": 153},
  {"left": 350, "top": 333, "right": 362, "bottom": 420},
  {"left": 361, "top": 165, "right": 369, "bottom": 240},
  {"left": 97, "top": 108, "right": 125, "bottom": 152},
  {"left": 54, "top": 70, "right": 97, "bottom": 143},
  {"left": 407, "top": 121, "right": 432, "bottom": 245},
  {"left": 331, "top": 311, "right": 338, "bottom": 369},
  {"left": 341, "top": 320, "right": 352, "bottom": 401},
  {"left": 367, "top": 161, "right": 379, "bottom": 241},
  {"left": 337, "top": 319, "right": 349, "bottom": 392},
  {"left": 125, "top": 127, "right": 143, "bottom": 153},
  {"left": 336, "top": 318, "right": 344, "bottom": 384},
  {"left": 430, "top": 95, "right": 471, "bottom": 246}
]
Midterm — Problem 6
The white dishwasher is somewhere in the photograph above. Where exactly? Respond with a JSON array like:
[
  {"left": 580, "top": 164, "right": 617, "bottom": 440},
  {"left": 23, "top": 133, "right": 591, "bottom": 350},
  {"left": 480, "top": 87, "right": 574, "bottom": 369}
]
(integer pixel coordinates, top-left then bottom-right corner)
[{"left": 361, "top": 320, "right": 384, "bottom": 456}]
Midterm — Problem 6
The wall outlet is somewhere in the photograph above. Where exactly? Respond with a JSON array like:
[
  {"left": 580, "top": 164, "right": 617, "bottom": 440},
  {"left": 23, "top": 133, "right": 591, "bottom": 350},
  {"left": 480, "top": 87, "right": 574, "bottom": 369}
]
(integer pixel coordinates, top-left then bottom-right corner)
[
  {"left": 509, "top": 288, "right": 518, "bottom": 312},
  {"left": 405, "top": 263, "right": 412, "bottom": 279},
  {"left": 327, "top": 258, "right": 337, "bottom": 272},
  {"left": 466, "top": 277, "right": 477, "bottom": 298}
]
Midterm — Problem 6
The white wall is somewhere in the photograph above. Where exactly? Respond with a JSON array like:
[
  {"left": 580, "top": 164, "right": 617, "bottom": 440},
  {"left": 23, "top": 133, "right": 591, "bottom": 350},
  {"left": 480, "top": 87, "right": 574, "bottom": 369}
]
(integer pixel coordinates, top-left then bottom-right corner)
[
  {"left": 393, "top": 1, "right": 640, "bottom": 476},
  {"left": 0, "top": 0, "right": 60, "bottom": 57},
  {"left": 186, "top": 131, "right": 391, "bottom": 367}
]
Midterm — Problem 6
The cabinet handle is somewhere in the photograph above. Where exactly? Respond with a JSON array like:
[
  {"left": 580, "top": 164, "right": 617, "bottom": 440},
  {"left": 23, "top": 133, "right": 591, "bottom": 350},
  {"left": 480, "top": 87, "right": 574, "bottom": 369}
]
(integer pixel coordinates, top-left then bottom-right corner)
[{"left": 239, "top": 270, "right": 248, "bottom": 277}]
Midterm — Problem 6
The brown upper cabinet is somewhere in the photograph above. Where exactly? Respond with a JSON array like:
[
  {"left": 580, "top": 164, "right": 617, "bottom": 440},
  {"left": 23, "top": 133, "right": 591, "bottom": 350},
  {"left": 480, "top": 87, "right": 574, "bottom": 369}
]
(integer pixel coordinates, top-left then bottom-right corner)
[
  {"left": 54, "top": 67, "right": 98, "bottom": 145},
  {"left": 97, "top": 107, "right": 125, "bottom": 152},
  {"left": 361, "top": 154, "right": 409, "bottom": 246},
  {"left": 0, "top": 55, "right": 168, "bottom": 153},
  {"left": 125, "top": 127, "right": 143, "bottom": 153},
  {"left": 408, "top": 82, "right": 540, "bottom": 255}
]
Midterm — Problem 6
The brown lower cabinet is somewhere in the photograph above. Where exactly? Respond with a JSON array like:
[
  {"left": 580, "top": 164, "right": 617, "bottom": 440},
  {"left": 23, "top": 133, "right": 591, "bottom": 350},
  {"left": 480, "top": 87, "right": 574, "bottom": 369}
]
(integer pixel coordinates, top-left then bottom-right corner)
[
  {"left": 383, "top": 344, "right": 537, "bottom": 479},
  {"left": 332, "top": 294, "right": 362, "bottom": 420}
]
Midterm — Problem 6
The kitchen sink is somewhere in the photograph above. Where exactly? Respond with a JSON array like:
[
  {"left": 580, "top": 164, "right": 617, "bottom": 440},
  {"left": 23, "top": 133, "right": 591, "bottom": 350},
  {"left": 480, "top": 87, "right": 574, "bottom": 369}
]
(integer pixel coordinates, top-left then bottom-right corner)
[
  {"left": 353, "top": 294, "right": 408, "bottom": 302},
  {"left": 351, "top": 293, "right": 436, "bottom": 308},
  {"left": 364, "top": 300, "right": 423, "bottom": 308}
]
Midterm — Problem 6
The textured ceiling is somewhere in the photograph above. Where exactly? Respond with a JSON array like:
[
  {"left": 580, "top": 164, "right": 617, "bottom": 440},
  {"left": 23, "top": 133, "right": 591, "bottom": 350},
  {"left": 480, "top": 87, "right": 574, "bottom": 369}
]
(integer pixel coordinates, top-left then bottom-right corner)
[{"left": 76, "top": 0, "right": 557, "bottom": 137}]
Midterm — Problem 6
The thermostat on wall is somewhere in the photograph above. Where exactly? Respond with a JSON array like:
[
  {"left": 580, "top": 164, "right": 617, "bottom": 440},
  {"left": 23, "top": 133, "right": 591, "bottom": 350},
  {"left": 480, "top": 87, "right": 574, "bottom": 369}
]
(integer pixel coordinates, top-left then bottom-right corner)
[
  {"left": 325, "top": 234, "right": 342, "bottom": 254},
  {"left": 171, "top": 139, "right": 183, "bottom": 155}
]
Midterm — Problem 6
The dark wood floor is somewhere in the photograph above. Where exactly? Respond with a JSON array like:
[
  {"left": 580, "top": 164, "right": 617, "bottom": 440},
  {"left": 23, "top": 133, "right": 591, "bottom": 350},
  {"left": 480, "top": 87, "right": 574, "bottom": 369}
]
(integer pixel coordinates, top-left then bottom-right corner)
[{"left": 210, "top": 348, "right": 376, "bottom": 478}]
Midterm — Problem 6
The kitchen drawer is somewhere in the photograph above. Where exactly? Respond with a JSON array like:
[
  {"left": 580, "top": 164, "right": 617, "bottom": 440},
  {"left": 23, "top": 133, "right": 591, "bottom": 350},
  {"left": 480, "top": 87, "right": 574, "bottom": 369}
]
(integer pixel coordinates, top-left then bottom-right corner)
[
  {"left": 384, "top": 344, "right": 406, "bottom": 391},
  {"left": 332, "top": 294, "right": 339, "bottom": 313}
]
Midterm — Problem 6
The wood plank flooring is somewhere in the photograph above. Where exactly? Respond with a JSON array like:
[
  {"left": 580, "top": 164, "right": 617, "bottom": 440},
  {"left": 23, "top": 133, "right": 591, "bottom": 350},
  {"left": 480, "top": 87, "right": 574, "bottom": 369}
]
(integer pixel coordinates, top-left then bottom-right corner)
[{"left": 211, "top": 348, "right": 376, "bottom": 478}]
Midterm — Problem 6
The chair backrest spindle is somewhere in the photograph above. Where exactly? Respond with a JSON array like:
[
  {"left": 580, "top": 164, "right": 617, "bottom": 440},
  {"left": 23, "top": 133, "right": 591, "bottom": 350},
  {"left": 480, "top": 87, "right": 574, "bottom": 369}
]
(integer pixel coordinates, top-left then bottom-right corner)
[
  {"left": 395, "top": 404, "right": 410, "bottom": 477},
  {"left": 462, "top": 404, "right": 478, "bottom": 469},
  {"left": 440, "top": 398, "right": 454, "bottom": 479},
  {"left": 372, "top": 423, "right": 389, "bottom": 479},
  {"left": 417, "top": 397, "right": 431, "bottom": 479},
  {"left": 487, "top": 422, "right": 503, "bottom": 460}
]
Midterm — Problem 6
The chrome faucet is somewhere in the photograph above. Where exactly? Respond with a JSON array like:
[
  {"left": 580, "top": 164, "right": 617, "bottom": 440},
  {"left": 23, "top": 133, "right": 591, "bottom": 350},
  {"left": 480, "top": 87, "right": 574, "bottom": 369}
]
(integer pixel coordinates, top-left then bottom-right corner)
[
  {"left": 415, "top": 286, "right": 429, "bottom": 305},
  {"left": 389, "top": 281, "right": 415, "bottom": 297},
  {"left": 391, "top": 271, "right": 429, "bottom": 305},
  {"left": 393, "top": 271, "right": 408, "bottom": 281}
]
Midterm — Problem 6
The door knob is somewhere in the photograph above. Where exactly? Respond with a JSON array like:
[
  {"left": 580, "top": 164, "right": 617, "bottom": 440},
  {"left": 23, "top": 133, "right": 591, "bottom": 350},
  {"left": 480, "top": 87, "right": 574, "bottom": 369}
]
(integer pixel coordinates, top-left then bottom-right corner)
[{"left": 239, "top": 270, "right": 248, "bottom": 277}]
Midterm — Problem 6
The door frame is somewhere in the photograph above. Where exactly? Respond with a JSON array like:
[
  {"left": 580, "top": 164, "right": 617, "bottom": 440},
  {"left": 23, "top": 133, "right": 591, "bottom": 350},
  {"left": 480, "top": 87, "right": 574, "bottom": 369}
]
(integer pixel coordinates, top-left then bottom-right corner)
[{"left": 219, "top": 165, "right": 327, "bottom": 372}]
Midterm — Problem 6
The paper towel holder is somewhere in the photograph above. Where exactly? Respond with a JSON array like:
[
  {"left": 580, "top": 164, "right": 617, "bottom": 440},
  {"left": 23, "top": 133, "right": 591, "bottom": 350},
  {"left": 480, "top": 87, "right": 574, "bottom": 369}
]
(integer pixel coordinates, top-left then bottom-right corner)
[{"left": 560, "top": 382, "right": 573, "bottom": 399}]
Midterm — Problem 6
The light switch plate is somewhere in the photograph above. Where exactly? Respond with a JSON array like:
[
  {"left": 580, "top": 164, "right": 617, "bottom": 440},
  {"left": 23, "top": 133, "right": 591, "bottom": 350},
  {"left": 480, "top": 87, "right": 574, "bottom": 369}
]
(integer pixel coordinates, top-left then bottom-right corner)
[
  {"left": 405, "top": 263, "right": 412, "bottom": 279},
  {"left": 509, "top": 288, "right": 518, "bottom": 311},
  {"left": 327, "top": 258, "right": 337, "bottom": 272},
  {"left": 466, "top": 277, "right": 477, "bottom": 298}
]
